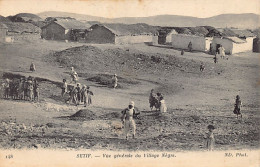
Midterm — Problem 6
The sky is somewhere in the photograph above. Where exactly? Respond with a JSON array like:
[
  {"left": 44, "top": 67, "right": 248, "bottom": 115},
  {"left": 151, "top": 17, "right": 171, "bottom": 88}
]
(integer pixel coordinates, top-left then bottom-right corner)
[{"left": 0, "top": 0, "right": 259, "bottom": 18}]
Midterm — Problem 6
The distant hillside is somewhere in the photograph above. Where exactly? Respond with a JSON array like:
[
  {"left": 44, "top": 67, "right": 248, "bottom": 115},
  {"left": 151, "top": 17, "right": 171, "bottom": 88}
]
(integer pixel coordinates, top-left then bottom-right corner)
[
  {"left": 37, "top": 12, "right": 260, "bottom": 29},
  {"left": 9, "top": 13, "right": 43, "bottom": 22},
  {"left": 15, "top": 13, "right": 42, "bottom": 19},
  {"left": 202, "top": 13, "right": 260, "bottom": 29},
  {"left": 0, "top": 15, "right": 10, "bottom": 22},
  {"left": 38, "top": 11, "right": 109, "bottom": 22}
]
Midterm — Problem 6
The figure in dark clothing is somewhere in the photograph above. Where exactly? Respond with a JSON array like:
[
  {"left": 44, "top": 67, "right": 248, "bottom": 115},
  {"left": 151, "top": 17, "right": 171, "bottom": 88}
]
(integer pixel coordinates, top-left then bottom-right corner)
[
  {"left": 30, "top": 62, "right": 36, "bottom": 72},
  {"left": 76, "top": 83, "right": 81, "bottom": 105},
  {"left": 33, "top": 79, "right": 40, "bottom": 101},
  {"left": 206, "top": 125, "right": 215, "bottom": 151},
  {"left": 181, "top": 50, "right": 184, "bottom": 55},
  {"left": 214, "top": 54, "right": 218, "bottom": 64},
  {"left": 188, "top": 42, "right": 192, "bottom": 52},
  {"left": 200, "top": 63, "right": 205, "bottom": 72},
  {"left": 233, "top": 95, "right": 242, "bottom": 119}
]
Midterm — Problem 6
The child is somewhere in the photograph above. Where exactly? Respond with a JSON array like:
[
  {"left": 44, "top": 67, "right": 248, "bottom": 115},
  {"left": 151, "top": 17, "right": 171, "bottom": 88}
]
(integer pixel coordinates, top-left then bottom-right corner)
[
  {"left": 18, "top": 78, "right": 24, "bottom": 100},
  {"left": 33, "top": 79, "right": 40, "bottom": 101},
  {"left": 188, "top": 41, "right": 192, "bottom": 52},
  {"left": 27, "top": 78, "right": 34, "bottom": 101},
  {"left": 75, "top": 83, "right": 81, "bottom": 105},
  {"left": 206, "top": 125, "right": 215, "bottom": 151},
  {"left": 80, "top": 85, "right": 88, "bottom": 107},
  {"left": 3, "top": 78, "right": 10, "bottom": 99},
  {"left": 200, "top": 63, "right": 205, "bottom": 72},
  {"left": 30, "top": 62, "right": 36, "bottom": 72},
  {"left": 233, "top": 95, "right": 242, "bottom": 119},
  {"left": 112, "top": 74, "right": 118, "bottom": 89},
  {"left": 214, "top": 54, "right": 218, "bottom": 64},
  {"left": 159, "top": 96, "right": 167, "bottom": 113},
  {"left": 61, "top": 79, "right": 67, "bottom": 97},
  {"left": 23, "top": 78, "right": 28, "bottom": 100},
  {"left": 87, "top": 86, "right": 93, "bottom": 105},
  {"left": 69, "top": 86, "right": 78, "bottom": 106},
  {"left": 149, "top": 89, "right": 156, "bottom": 111},
  {"left": 181, "top": 50, "right": 184, "bottom": 55}
]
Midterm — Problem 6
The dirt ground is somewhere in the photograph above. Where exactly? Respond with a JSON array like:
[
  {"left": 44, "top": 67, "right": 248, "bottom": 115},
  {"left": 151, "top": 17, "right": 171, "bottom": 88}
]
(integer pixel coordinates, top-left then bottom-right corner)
[{"left": 0, "top": 39, "right": 259, "bottom": 151}]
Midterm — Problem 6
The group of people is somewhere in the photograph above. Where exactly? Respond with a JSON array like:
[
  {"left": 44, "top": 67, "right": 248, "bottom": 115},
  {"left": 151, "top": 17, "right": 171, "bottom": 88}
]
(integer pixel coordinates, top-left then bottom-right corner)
[
  {"left": 61, "top": 79, "right": 93, "bottom": 107},
  {"left": 213, "top": 45, "right": 227, "bottom": 63},
  {"left": 1, "top": 60, "right": 244, "bottom": 150},
  {"left": 149, "top": 89, "right": 167, "bottom": 113},
  {"left": 2, "top": 76, "right": 39, "bottom": 102}
]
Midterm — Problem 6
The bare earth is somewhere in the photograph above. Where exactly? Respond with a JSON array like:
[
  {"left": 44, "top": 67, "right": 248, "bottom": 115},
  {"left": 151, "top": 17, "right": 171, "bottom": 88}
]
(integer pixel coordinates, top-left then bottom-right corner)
[{"left": 0, "top": 39, "right": 259, "bottom": 151}]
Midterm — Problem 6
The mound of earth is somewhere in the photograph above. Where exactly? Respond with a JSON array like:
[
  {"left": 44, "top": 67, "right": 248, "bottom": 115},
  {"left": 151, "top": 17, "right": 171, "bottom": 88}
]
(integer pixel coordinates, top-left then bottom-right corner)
[
  {"left": 47, "top": 45, "right": 224, "bottom": 79},
  {"left": 70, "top": 109, "right": 97, "bottom": 120},
  {"left": 99, "top": 112, "right": 122, "bottom": 120},
  {"left": 85, "top": 73, "right": 139, "bottom": 88}
]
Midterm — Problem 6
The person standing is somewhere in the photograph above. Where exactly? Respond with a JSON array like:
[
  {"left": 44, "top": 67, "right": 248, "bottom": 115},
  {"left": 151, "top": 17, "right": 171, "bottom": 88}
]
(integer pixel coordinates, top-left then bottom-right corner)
[
  {"left": 70, "top": 67, "right": 78, "bottom": 84},
  {"left": 18, "top": 78, "right": 24, "bottom": 100},
  {"left": 159, "top": 96, "right": 167, "bottom": 113},
  {"left": 27, "top": 79, "right": 34, "bottom": 101},
  {"left": 3, "top": 78, "right": 10, "bottom": 99},
  {"left": 33, "top": 79, "right": 40, "bottom": 102},
  {"left": 149, "top": 89, "right": 156, "bottom": 111},
  {"left": 61, "top": 79, "right": 67, "bottom": 97},
  {"left": 75, "top": 83, "right": 81, "bottom": 105},
  {"left": 218, "top": 45, "right": 225, "bottom": 59},
  {"left": 80, "top": 85, "right": 88, "bottom": 107},
  {"left": 233, "top": 95, "right": 242, "bottom": 119},
  {"left": 121, "top": 102, "right": 140, "bottom": 140},
  {"left": 30, "top": 62, "right": 36, "bottom": 72},
  {"left": 69, "top": 86, "right": 78, "bottom": 106},
  {"left": 87, "top": 86, "right": 93, "bottom": 105},
  {"left": 200, "top": 62, "right": 205, "bottom": 72},
  {"left": 206, "top": 125, "right": 215, "bottom": 151},
  {"left": 112, "top": 74, "right": 118, "bottom": 89},
  {"left": 188, "top": 41, "right": 193, "bottom": 52},
  {"left": 214, "top": 54, "right": 218, "bottom": 64}
]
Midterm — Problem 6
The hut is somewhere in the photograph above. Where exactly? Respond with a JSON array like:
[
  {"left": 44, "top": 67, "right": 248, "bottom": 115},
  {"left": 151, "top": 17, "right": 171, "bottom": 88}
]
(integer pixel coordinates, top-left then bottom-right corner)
[
  {"left": 85, "top": 23, "right": 158, "bottom": 44},
  {"left": 158, "top": 28, "right": 178, "bottom": 45},
  {"left": 171, "top": 34, "right": 212, "bottom": 52},
  {"left": 0, "top": 23, "right": 8, "bottom": 42},
  {"left": 232, "top": 29, "right": 256, "bottom": 49},
  {"left": 211, "top": 36, "right": 251, "bottom": 54},
  {"left": 41, "top": 19, "right": 91, "bottom": 41}
]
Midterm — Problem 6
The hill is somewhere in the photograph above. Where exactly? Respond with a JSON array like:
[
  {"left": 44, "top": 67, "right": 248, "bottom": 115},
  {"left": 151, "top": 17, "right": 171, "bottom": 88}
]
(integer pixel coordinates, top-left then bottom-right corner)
[
  {"left": 0, "top": 15, "right": 10, "bottom": 22},
  {"left": 202, "top": 13, "right": 260, "bottom": 29},
  {"left": 9, "top": 13, "right": 43, "bottom": 22},
  {"left": 38, "top": 11, "right": 260, "bottom": 29},
  {"left": 14, "top": 13, "right": 42, "bottom": 19},
  {"left": 38, "top": 11, "right": 109, "bottom": 22}
]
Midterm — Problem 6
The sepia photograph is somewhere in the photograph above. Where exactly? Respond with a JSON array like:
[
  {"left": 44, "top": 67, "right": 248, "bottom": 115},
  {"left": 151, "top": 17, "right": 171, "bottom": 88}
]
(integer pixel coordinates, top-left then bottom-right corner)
[{"left": 0, "top": 0, "right": 259, "bottom": 166}]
